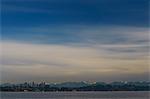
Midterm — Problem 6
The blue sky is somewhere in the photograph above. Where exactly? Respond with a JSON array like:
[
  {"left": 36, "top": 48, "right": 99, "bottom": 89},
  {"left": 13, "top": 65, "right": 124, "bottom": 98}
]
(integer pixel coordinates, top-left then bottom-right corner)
[
  {"left": 2, "top": 0, "right": 149, "bottom": 26},
  {"left": 2, "top": 0, "right": 149, "bottom": 43},
  {"left": 1, "top": 0, "right": 149, "bottom": 83}
]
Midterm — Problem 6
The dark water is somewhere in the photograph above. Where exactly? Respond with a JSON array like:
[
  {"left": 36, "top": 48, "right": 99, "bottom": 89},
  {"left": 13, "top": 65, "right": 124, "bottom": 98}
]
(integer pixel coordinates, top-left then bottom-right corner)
[{"left": 0, "top": 91, "right": 149, "bottom": 99}]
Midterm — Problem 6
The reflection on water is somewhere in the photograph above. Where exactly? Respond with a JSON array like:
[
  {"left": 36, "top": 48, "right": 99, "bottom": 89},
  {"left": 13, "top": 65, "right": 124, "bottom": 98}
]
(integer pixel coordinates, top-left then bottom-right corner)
[{"left": 0, "top": 91, "right": 149, "bottom": 99}]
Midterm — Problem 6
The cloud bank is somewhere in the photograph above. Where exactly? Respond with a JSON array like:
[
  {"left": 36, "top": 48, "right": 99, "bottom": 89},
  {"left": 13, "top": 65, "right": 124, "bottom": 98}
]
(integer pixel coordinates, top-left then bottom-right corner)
[
  {"left": 1, "top": 24, "right": 149, "bottom": 83},
  {"left": 0, "top": 40, "right": 149, "bottom": 83}
]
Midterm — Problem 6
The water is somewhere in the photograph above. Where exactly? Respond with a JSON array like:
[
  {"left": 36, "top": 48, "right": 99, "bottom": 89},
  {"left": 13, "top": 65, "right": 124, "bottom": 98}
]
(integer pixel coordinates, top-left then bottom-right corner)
[{"left": 0, "top": 91, "right": 149, "bottom": 99}]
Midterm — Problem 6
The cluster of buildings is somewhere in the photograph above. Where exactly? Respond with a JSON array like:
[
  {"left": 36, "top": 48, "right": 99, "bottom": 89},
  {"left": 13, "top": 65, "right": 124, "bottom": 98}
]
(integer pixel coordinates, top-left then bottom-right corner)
[{"left": 0, "top": 81, "right": 149, "bottom": 92}]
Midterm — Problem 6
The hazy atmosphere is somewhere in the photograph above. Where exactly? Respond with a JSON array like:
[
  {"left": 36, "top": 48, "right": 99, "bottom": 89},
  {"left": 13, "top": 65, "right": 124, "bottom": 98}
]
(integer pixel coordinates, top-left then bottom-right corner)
[{"left": 0, "top": 0, "right": 149, "bottom": 83}]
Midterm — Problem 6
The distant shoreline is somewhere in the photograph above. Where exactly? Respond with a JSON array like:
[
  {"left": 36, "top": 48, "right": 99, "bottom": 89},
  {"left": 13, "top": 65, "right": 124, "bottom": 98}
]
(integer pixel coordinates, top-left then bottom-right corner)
[{"left": 1, "top": 81, "right": 149, "bottom": 92}]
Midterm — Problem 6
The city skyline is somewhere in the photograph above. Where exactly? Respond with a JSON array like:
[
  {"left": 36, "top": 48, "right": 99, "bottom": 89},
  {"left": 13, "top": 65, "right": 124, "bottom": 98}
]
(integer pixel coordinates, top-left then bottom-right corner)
[
  {"left": 1, "top": 81, "right": 150, "bottom": 91},
  {"left": 0, "top": 0, "right": 149, "bottom": 83}
]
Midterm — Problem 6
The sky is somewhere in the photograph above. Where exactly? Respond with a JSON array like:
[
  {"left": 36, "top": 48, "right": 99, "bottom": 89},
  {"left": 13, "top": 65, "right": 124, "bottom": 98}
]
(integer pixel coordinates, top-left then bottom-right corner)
[{"left": 0, "top": 0, "right": 149, "bottom": 83}]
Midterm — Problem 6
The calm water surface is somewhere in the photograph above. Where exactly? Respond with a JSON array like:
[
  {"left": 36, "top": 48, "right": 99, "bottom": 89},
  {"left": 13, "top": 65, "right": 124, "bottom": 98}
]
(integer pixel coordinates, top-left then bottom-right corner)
[{"left": 0, "top": 91, "right": 149, "bottom": 99}]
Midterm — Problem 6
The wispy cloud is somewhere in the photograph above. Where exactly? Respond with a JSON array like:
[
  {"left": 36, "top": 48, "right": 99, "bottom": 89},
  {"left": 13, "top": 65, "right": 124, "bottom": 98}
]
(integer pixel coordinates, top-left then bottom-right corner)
[
  {"left": 3, "top": 25, "right": 149, "bottom": 45},
  {"left": 0, "top": 40, "right": 149, "bottom": 82},
  {"left": 1, "top": 0, "right": 149, "bottom": 83}
]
